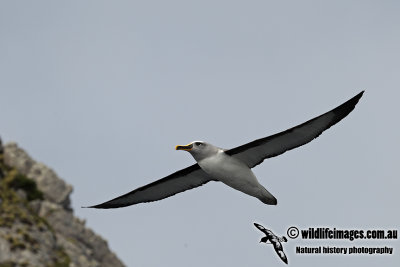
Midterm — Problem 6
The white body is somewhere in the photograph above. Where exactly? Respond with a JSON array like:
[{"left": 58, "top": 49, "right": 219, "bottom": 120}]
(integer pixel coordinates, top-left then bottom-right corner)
[{"left": 197, "top": 148, "right": 276, "bottom": 204}]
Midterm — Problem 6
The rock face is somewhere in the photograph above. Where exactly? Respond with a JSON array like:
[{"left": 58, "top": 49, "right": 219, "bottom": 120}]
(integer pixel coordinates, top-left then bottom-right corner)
[
  {"left": 3, "top": 143, "right": 73, "bottom": 210},
  {"left": 0, "top": 138, "right": 125, "bottom": 267}
]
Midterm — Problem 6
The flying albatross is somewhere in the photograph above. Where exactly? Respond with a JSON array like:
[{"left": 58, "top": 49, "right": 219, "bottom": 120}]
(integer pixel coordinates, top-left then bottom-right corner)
[{"left": 86, "top": 91, "right": 364, "bottom": 208}]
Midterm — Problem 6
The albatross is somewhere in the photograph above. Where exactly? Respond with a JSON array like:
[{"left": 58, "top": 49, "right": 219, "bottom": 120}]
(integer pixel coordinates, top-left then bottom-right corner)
[{"left": 87, "top": 91, "right": 364, "bottom": 208}]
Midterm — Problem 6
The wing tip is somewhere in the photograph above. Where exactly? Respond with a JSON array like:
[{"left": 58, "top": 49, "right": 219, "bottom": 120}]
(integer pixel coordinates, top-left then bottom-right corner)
[
  {"left": 353, "top": 90, "right": 365, "bottom": 102},
  {"left": 331, "top": 90, "right": 364, "bottom": 122},
  {"left": 254, "top": 222, "right": 265, "bottom": 231},
  {"left": 344, "top": 90, "right": 364, "bottom": 107},
  {"left": 82, "top": 202, "right": 128, "bottom": 209},
  {"left": 81, "top": 204, "right": 105, "bottom": 209}
]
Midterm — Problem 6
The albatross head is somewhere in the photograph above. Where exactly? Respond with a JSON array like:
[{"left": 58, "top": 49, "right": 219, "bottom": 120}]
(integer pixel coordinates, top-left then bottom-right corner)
[{"left": 175, "top": 141, "right": 220, "bottom": 161}]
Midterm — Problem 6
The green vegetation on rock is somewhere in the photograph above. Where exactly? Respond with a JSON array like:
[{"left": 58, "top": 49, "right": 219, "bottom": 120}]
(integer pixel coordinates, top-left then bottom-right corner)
[
  {"left": 52, "top": 247, "right": 71, "bottom": 267},
  {"left": 8, "top": 173, "right": 44, "bottom": 201},
  {"left": 0, "top": 169, "right": 44, "bottom": 228},
  {"left": 0, "top": 141, "right": 126, "bottom": 267}
]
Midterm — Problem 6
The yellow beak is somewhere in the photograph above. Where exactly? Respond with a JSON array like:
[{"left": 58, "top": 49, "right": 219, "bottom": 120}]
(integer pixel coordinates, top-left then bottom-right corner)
[{"left": 175, "top": 143, "right": 193, "bottom": 151}]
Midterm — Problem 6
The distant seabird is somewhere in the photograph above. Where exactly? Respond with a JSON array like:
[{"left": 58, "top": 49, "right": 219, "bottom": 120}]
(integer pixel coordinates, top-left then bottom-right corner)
[
  {"left": 86, "top": 91, "right": 364, "bottom": 208},
  {"left": 254, "top": 223, "right": 288, "bottom": 264}
]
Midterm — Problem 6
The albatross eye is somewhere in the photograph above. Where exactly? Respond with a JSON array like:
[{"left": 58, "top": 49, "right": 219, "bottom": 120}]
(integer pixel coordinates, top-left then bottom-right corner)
[{"left": 195, "top": 142, "right": 202, "bottom": 146}]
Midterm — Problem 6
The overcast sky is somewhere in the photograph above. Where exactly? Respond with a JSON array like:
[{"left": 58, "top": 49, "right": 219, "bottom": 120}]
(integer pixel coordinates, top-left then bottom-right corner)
[{"left": 1, "top": 1, "right": 399, "bottom": 266}]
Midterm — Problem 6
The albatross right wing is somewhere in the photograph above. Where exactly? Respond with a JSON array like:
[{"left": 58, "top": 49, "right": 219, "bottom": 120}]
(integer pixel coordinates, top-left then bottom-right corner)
[
  {"left": 86, "top": 164, "right": 214, "bottom": 209},
  {"left": 226, "top": 91, "right": 364, "bottom": 168}
]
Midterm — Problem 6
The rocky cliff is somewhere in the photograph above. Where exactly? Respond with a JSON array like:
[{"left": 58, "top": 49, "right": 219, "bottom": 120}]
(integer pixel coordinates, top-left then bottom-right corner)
[{"left": 0, "top": 137, "right": 125, "bottom": 267}]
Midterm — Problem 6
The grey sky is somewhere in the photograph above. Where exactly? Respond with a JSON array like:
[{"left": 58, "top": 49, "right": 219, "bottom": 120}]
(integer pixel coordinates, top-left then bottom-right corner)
[{"left": 1, "top": 1, "right": 399, "bottom": 266}]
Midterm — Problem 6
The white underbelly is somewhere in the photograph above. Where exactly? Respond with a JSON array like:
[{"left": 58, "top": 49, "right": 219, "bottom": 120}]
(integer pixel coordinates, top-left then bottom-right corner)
[{"left": 198, "top": 152, "right": 262, "bottom": 194}]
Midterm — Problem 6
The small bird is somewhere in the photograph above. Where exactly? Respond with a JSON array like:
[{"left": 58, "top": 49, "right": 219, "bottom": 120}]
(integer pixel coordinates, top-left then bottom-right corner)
[
  {"left": 86, "top": 91, "right": 363, "bottom": 208},
  {"left": 254, "top": 223, "right": 288, "bottom": 264}
]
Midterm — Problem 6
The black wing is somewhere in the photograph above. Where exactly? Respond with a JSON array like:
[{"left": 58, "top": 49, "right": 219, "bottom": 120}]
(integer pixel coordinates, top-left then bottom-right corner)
[
  {"left": 254, "top": 222, "right": 269, "bottom": 234},
  {"left": 274, "top": 247, "right": 288, "bottom": 264},
  {"left": 86, "top": 164, "right": 214, "bottom": 209},
  {"left": 226, "top": 91, "right": 364, "bottom": 168}
]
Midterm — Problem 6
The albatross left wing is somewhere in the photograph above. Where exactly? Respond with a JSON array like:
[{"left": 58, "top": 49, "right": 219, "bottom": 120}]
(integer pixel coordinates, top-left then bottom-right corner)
[
  {"left": 225, "top": 91, "right": 364, "bottom": 168},
  {"left": 86, "top": 164, "right": 214, "bottom": 209}
]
